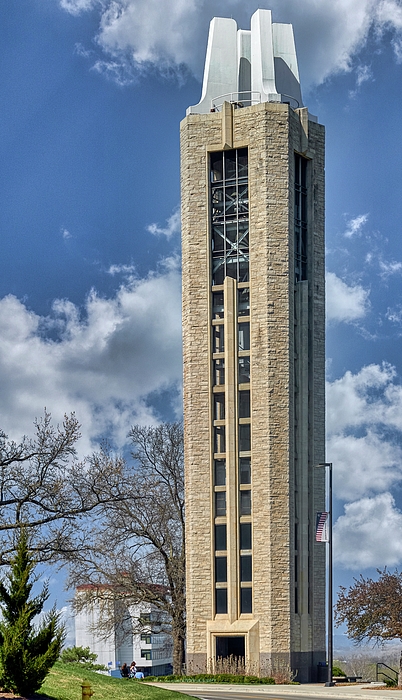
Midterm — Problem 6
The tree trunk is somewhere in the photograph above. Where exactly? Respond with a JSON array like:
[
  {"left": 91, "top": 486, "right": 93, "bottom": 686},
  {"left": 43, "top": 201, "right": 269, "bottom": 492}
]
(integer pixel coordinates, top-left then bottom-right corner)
[
  {"left": 398, "top": 650, "right": 402, "bottom": 687},
  {"left": 172, "top": 621, "right": 185, "bottom": 675}
]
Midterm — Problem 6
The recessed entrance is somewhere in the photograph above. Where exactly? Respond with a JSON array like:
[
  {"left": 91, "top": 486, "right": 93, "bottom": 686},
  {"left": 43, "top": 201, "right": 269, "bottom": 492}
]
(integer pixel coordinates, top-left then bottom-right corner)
[{"left": 215, "top": 635, "right": 245, "bottom": 660}]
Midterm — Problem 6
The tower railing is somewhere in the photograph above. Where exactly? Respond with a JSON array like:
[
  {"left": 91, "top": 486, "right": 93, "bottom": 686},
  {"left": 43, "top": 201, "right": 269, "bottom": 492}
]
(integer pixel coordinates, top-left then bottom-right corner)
[
  {"left": 210, "top": 92, "right": 261, "bottom": 111},
  {"left": 210, "top": 91, "right": 300, "bottom": 112}
]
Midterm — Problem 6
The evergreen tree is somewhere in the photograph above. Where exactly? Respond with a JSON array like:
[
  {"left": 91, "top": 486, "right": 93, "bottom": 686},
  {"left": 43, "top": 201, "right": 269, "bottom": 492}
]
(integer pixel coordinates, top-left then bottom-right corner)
[{"left": 0, "top": 529, "right": 65, "bottom": 696}]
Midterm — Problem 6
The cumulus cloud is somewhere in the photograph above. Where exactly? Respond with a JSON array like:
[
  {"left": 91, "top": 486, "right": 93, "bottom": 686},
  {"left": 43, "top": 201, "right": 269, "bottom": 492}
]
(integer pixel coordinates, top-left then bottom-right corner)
[
  {"left": 0, "top": 258, "right": 182, "bottom": 453},
  {"left": 59, "top": 0, "right": 402, "bottom": 88},
  {"left": 327, "top": 362, "right": 402, "bottom": 506},
  {"left": 334, "top": 493, "right": 402, "bottom": 569},
  {"left": 326, "top": 271, "right": 369, "bottom": 323},
  {"left": 328, "top": 430, "right": 402, "bottom": 501},
  {"left": 147, "top": 208, "right": 181, "bottom": 239},
  {"left": 327, "top": 362, "right": 402, "bottom": 436}
]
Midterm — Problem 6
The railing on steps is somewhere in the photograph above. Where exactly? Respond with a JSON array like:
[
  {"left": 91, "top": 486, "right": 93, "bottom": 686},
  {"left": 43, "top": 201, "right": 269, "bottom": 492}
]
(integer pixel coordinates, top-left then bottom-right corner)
[{"left": 376, "top": 662, "right": 398, "bottom": 685}]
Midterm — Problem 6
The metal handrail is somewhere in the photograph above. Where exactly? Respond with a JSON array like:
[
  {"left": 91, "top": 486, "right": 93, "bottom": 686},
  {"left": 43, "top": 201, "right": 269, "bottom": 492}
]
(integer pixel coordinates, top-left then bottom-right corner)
[
  {"left": 210, "top": 91, "right": 300, "bottom": 112},
  {"left": 376, "top": 662, "right": 398, "bottom": 685},
  {"left": 211, "top": 92, "right": 261, "bottom": 111}
]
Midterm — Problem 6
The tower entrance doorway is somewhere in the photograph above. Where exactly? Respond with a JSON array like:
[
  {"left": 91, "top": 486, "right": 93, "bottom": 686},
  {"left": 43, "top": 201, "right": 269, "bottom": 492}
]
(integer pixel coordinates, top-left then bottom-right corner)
[{"left": 215, "top": 636, "right": 245, "bottom": 660}]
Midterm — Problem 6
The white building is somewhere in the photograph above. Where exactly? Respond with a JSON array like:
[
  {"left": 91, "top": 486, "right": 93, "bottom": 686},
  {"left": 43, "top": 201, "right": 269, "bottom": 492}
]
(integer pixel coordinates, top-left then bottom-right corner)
[{"left": 75, "top": 585, "right": 173, "bottom": 676}]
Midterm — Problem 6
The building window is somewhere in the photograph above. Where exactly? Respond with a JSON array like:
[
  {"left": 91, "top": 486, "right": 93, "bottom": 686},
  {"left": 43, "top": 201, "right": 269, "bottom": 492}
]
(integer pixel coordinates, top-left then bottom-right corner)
[
  {"left": 294, "top": 153, "right": 307, "bottom": 282},
  {"left": 213, "top": 359, "right": 225, "bottom": 385},
  {"left": 213, "top": 324, "right": 224, "bottom": 353},
  {"left": 238, "top": 322, "right": 250, "bottom": 351},
  {"left": 240, "top": 522, "right": 252, "bottom": 550},
  {"left": 214, "top": 393, "right": 225, "bottom": 421},
  {"left": 215, "top": 491, "right": 226, "bottom": 516},
  {"left": 215, "top": 524, "right": 227, "bottom": 550},
  {"left": 238, "top": 287, "right": 250, "bottom": 316},
  {"left": 238, "top": 391, "right": 250, "bottom": 418},
  {"left": 214, "top": 459, "right": 226, "bottom": 486},
  {"left": 214, "top": 425, "right": 226, "bottom": 454},
  {"left": 215, "top": 588, "right": 228, "bottom": 614},
  {"left": 215, "top": 556, "right": 227, "bottom": 582},
  {"left": 212, "top": 291, "right": 224, "bottom": 317},
  {"left": 239, "top": 423, "right": 251, "bottom": 452},
  {"left": 240, "top": 587, "right": 252, "bottom": 614},
  {"left": 210, "top": 149, "right": 249, "bottom": 285},
  {"left": 238, "top": 356, "right": 250, "bottom": 383},
  {"left": 239, "top": 457, "right": 251, "bottom": 484},
  {"left": 240, "top": 555, "right": 252, "bottom": 582},
  {"left": 141, "top": 650, "right": 152, "bottom": 661},
  {"left": 240, "top": 490, "right": 251, "bottom": 515},
  {"left": 140, "top": 633, "right": 151, "bottom": 644}
]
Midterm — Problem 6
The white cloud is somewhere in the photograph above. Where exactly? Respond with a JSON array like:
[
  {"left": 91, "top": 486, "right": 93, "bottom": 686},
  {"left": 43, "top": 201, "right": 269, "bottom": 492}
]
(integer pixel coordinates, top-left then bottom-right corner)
[
  {"left": 344, "top": 213, "right": 368, "bottom": 238},
  {"left": 61, "top": 228, "right": 72, "bottom": 240},
  {"left": 327, "top": 362, "right": 402, "bottom": 435},
  {"left": 59, "top": 0, "right": 402, "bottom": 88},
  {"left": 386, "top": 306, "right": 402, "bottom": 324},
  {"left": 0, "top": 258, "right": 182, "bottom": 453},
  {"left": 328, "top": 430, "right": 402, "bottom": 501},
  {"left": 326, "top": 272, "right": 369, "bottom": 323},
  {"left": 392, "top": 36, "right": 402, "bottom": 62},
  {"left": 147, "top": 208, "right": 181, "bottom": 239},
  {"left": 379, "top": 258, "right": 402, "bottom": 278},
  {"left": 349, "top": 65, "right": 373, "bottom": 97},
  {"left": 107, "top": 263, "right": 136, "bottom": 276},
  {"left": 356, "top": 64, "right": 373, "bottom": 87},
  {"left": 327, "top": 363, "right": 402, "bottom": 504},
  {"left": 60, "top": 0, "right": 97, "bottom": 15},
  {"left": 334, "top": 493, "right": 402, "bottom": 569}
]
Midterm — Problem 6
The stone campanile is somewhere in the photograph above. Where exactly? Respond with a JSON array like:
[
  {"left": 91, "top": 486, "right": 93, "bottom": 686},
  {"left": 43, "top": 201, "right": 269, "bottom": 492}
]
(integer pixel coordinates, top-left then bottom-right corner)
[{"left": 180, "top": 9, "right": 326, "bottom": 682}]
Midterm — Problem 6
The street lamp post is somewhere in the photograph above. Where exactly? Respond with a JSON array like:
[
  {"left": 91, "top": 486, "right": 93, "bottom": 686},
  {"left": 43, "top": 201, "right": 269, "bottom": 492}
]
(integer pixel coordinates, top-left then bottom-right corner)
[{"left": 316, "top": 462, "right": 334, "bottom": 687}]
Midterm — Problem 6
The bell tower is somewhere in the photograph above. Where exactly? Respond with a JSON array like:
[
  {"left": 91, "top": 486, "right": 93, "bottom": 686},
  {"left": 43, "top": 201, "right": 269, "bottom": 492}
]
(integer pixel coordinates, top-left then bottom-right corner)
[{"left": 181, "top": 9, "right": 326, "bottom": 682}]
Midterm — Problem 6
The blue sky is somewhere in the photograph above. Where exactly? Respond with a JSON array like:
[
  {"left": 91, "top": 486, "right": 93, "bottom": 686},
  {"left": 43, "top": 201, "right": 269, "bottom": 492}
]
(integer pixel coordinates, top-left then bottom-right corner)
[{"left": 2, "top": 0, "right": 402, "bottom": 641}]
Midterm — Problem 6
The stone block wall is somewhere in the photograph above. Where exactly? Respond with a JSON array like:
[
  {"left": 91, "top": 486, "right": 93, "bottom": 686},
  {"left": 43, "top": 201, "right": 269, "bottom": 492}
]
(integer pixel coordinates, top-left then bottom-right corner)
[{"left": 181, "top": 101, "right": 325, "bottom": 681}]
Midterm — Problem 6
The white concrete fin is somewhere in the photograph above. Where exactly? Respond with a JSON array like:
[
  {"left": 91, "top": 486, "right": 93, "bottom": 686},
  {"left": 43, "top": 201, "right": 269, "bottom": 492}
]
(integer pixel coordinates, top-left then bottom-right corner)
[
  {"left": 251, "top": 9, "right": 276, "bottom": 100},
  {"left": 189, "top": 17, "right": 238, "bottom": 116},
  {"left": 187, "top": 8, "right": 303, "bottom": 115}
]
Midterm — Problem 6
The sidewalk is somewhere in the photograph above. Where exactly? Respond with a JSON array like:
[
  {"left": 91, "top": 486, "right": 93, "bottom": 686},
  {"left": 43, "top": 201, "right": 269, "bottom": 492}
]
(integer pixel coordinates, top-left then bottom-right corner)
[{"left": 151, "top": 682, "right": 401, "bottom": 700}]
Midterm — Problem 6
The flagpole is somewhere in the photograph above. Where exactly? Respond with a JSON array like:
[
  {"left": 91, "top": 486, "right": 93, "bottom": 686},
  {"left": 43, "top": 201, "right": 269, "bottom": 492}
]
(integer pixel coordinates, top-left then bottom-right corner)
[
  {"left": 326, "top": 462, "right": 334, "bottom": 687},
  {"left": 316, "top": 462, "right": 334, "bottom": 687}
]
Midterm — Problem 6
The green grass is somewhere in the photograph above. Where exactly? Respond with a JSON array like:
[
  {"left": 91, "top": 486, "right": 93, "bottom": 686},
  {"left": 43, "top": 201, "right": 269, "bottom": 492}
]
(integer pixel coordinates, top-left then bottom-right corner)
[{"left": 36, "top": 663, "right": 192, "bottom": 700}]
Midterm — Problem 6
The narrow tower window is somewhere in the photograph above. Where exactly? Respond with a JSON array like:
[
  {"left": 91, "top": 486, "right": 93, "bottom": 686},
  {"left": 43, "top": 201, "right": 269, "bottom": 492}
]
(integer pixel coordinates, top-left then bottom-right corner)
[
  {"left": 210, "top": 149, "right": 249, "bottom": 285},
  {"left": 294, "top": 154, "right": 307, "bottom": 282}
]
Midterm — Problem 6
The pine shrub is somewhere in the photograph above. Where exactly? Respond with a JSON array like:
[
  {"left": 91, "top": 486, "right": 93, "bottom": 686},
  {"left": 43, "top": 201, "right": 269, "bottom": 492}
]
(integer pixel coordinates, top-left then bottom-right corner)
[{"left": 0, "top": 529, "right": 65, "bottom": 696}]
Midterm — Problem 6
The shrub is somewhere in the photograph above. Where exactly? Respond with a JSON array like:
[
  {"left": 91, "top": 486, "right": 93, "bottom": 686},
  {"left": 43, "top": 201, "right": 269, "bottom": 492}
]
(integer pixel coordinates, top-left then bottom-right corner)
[
  {"left": 60, "top": 646, "right": 106, "bottom": 670},
  {"left": 332, "top": 666, "right": 347, "bottom": 677},
  {"left": 0, "top": 529, "right": 65, "bottom": 697},
  {"left": 143, "top": 673, "right": 275, "bottom": 684}
]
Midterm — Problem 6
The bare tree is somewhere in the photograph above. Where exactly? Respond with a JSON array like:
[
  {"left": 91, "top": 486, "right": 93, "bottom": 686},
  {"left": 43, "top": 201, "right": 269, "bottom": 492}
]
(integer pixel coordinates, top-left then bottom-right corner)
[
  {"left": 69, "top": 422, "right": 185, "bottom": 675},
  {"left": 0, "top": 411, "right": 126, "bottom": 564}
]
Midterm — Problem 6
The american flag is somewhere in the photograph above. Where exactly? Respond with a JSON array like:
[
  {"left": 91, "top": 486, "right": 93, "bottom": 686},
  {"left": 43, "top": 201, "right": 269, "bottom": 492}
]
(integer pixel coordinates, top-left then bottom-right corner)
[{"left": 316, "top": 511, "right": 329, "bottom": 542}]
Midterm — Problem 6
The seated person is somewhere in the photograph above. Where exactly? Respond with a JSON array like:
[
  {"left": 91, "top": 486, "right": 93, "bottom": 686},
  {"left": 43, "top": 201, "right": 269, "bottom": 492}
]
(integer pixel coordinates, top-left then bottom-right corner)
[
  {"left": 129, "top": 662, "right": 137, "bottom": 678},
  {"left": 120, "top": 663, "right": 130, "bottom": 678},
  {"left": 135, "top": 668, "right": 145, "bottom": 679}
]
